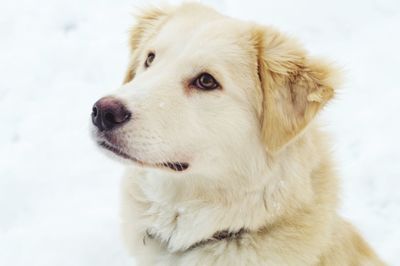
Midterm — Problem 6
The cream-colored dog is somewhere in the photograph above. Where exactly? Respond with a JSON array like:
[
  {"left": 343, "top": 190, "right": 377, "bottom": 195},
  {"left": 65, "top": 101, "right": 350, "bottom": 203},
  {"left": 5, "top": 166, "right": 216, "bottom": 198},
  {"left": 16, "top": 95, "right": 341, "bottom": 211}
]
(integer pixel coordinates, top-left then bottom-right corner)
[{"left": 90, "top": 3, "right": 385, "bottom": 265}]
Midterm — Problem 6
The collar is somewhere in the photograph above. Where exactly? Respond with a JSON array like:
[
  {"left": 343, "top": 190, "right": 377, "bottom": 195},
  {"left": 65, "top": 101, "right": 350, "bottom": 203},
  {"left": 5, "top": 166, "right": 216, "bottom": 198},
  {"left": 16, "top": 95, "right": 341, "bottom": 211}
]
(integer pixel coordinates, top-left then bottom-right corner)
[{"left": 145, "top": 228, "right": 248, "bottom": 252}]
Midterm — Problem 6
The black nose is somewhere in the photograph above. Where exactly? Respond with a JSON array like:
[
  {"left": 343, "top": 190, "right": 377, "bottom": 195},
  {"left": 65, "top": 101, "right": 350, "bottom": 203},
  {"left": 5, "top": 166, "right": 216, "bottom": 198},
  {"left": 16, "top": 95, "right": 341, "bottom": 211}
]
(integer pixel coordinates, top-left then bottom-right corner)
[{"left": 91, "top": 97, "right": 131, "bottom": 131}]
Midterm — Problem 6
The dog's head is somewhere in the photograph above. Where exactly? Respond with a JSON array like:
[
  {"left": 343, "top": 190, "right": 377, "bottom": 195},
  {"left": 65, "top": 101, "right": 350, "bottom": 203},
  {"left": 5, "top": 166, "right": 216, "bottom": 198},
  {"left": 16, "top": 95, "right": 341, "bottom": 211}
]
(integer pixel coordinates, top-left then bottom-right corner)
[{"left": 91, "top": 3, "right": 338, "bottom": 177}]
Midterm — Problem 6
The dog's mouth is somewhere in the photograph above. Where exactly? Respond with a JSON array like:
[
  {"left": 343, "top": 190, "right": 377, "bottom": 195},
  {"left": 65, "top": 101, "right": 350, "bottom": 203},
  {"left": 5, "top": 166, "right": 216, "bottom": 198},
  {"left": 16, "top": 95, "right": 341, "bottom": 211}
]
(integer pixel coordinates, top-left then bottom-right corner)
[{"left": 97, "top": 141, "right": 189, "bottom": 172}]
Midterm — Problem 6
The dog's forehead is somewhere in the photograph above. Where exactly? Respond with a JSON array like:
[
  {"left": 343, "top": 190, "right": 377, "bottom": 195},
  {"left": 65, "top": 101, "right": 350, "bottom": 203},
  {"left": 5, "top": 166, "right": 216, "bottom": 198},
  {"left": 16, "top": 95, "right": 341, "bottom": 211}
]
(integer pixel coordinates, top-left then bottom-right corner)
[{"left": 151, "top": 9, "right": 252, "bottom": 61}]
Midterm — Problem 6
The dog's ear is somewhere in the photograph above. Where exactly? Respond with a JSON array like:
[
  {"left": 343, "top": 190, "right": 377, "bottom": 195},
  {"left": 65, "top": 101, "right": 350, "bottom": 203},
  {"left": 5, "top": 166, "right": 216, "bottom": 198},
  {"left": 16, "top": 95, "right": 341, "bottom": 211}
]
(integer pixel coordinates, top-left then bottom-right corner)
[
  {"left": 253, "top": 27, "right": 340, "bottom": 153},
  {"left": 123, "top": 7, "right": 170, "bottom": 83}
]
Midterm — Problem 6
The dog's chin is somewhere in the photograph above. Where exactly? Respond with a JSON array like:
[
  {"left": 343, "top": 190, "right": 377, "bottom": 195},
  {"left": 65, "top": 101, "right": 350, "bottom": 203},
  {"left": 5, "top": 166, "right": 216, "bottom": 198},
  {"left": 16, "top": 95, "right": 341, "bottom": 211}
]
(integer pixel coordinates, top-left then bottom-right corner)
[{"left": 96, "top": 140, "right": 189, "bottom": 172}]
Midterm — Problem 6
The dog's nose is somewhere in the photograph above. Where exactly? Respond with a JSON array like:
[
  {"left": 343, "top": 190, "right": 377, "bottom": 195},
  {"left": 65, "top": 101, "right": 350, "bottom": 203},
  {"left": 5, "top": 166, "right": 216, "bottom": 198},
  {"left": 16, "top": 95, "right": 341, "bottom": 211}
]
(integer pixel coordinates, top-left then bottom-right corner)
[{"left": 91, "top": 97, "right": 131, "bottom": 131}]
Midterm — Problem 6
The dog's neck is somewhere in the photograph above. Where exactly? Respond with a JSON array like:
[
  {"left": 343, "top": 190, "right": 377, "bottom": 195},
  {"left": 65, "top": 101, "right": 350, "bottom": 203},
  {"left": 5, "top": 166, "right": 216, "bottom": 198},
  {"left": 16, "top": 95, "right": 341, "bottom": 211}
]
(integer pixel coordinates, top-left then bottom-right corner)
[
  {"left": 145, "top": 226, "right": 248, "bottom": 252},
  {"left": 127, "top": 129, "right": 324, "bottom": 253}
]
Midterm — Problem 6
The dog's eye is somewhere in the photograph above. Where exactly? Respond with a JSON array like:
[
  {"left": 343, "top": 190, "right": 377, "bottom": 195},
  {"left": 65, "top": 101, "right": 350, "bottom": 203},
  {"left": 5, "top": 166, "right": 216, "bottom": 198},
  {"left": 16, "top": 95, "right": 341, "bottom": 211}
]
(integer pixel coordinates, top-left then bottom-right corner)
[
  {"left": 144, "top": 52, "right": 155, "bottom": 68},
  {"left": 192, "top": 73, "right": 220, "bottom": 90}
]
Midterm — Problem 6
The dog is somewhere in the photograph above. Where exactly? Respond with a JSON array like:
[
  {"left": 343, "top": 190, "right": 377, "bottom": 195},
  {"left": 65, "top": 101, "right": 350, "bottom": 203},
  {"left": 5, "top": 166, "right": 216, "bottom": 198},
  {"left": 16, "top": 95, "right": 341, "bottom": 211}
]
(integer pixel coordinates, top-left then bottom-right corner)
[{"left": 91, "top": 3, "right": 385, "bottom": 265}]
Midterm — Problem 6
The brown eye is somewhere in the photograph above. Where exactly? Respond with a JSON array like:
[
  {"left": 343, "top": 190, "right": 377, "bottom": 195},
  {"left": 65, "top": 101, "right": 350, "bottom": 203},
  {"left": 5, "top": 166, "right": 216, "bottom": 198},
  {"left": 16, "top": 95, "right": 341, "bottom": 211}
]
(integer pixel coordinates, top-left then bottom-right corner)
[
  {"left": 145, "top": 52, "right": 155, "bottom": 68},
  {"left": 192, "top": 73, "right": 220, "bottom": 90}
]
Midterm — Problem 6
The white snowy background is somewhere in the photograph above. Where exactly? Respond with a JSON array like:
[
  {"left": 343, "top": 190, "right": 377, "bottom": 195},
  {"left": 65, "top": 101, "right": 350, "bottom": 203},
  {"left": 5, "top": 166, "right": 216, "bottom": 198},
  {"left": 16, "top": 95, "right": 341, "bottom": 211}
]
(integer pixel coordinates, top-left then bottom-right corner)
[{"left": 0, "top": 0, "right": 399, "bottom": 265}]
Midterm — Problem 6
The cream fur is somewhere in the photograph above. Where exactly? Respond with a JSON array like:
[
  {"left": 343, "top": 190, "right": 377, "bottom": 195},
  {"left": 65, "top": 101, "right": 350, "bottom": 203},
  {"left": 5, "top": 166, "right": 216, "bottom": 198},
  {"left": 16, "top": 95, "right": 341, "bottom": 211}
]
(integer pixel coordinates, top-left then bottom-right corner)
[{"left": 94, "top": 3, "right": 385, "bottom": 265}]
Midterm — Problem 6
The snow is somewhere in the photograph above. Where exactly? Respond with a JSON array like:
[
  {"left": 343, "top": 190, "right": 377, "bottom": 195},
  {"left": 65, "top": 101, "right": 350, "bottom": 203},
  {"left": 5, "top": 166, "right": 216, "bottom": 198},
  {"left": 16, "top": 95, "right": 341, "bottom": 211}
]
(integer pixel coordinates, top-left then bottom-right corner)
[{"left": 0, "top": 0, "right": 399, "bottom": 265}]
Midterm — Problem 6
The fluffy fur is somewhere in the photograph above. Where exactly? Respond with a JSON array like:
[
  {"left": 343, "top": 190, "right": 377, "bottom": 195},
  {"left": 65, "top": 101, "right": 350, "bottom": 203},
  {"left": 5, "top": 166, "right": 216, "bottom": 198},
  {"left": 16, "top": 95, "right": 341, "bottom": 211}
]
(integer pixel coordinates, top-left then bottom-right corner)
[{"left": 93, "top": 3, "right": 385, "bottom": 265}]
